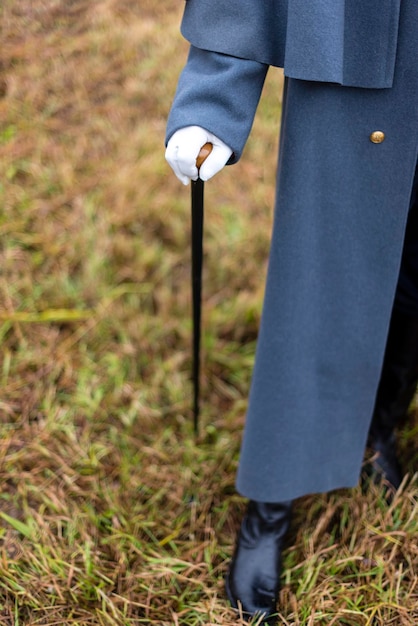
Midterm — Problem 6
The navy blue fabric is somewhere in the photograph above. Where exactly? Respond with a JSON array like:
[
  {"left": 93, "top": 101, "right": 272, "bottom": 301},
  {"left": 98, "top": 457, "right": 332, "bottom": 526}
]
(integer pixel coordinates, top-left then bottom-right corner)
[
  {"left": 236, "top": 74, "right": 418, "bottom": 500},
  {"left": 167, "top": 0, "right": 418, "bottom": 500},
  {"left": 182, "top": 0, "right": 288, "bottom": 68},
  {"left": 395, "top": 165, "right": 418, "bottom": 316},
  {"left": 284, "top": 0, "right": 400, "bottom": 87},
  {"left": 166, "top": 47, "right": 268, "bottom": 163},
  {"left": 181, "top": 0, "right": 401, "bottom": 88}
]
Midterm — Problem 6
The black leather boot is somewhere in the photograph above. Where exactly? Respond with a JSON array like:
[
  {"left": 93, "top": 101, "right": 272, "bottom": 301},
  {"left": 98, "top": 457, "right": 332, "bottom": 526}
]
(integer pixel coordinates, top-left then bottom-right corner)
[
  {"left": 225, "top": 500, "right": 292, "bottom": 624},
  {"left": 366, "top": 308, "right": 418, "bottom": 489}
]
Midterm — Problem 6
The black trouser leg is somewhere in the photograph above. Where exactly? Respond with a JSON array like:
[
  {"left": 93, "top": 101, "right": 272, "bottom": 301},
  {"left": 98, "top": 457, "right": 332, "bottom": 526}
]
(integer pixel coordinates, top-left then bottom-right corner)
[
  {"left": 367, "top": 162, "right": 418, "bottom": 488},
  {"left": 392, "top": 162, "right": 418, "bottom": 317}
]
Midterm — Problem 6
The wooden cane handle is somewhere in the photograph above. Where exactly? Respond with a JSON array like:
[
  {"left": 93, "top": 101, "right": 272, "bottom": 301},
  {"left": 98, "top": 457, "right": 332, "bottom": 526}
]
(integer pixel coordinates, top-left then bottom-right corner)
[{"left": 196, "top": 142, "right": 213, "bottom": 170}]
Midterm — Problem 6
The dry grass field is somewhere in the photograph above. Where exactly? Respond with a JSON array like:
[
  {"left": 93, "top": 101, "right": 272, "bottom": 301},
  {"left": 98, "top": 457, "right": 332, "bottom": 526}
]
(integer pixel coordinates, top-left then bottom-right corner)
[{"left": 0, "top": 1, "right": 417, "bottom": 624}]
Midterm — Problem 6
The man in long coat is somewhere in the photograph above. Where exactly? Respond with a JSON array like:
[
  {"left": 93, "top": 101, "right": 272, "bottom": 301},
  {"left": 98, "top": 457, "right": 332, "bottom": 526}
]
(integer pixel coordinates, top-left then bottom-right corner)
[{"left": 165, "top": 0, "right": 418, "bottom": 622}]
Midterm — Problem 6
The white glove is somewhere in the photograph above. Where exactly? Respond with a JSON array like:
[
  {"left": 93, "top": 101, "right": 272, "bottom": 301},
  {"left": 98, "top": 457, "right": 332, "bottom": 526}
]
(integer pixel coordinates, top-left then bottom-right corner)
[{"left": 165, "top": 126, "right": 233, "bottom": 185}]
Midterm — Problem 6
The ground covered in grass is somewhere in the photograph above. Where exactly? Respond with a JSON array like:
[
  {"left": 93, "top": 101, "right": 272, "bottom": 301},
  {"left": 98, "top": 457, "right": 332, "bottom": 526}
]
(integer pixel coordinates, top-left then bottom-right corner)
[{"left": 0, "top": 1, "right": 417, "bottom": 624}]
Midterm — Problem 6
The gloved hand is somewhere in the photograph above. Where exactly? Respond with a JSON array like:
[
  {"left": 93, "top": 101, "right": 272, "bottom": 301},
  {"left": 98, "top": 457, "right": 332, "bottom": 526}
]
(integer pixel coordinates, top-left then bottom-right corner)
[{"left": 165, "top": 125, "right": 233, "bottom": 185}]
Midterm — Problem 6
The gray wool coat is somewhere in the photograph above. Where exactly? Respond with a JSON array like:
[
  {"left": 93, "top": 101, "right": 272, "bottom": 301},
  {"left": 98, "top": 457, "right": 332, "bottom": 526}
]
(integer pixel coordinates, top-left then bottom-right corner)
[{"left": 166, "top": 0, "right": 418, "bottom": 501}]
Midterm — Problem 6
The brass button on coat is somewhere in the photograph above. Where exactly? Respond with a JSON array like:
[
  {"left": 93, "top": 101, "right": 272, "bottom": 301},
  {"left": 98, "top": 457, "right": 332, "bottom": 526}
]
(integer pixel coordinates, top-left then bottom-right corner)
[{"left": 370, "top": 130, "right": 385, "bottom": 144}]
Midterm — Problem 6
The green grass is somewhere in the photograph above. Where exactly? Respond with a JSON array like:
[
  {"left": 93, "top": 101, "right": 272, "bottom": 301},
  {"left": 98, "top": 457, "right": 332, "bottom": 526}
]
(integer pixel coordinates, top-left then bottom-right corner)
[{"left": 0, "top": 1, "right": 416, "bottom": 624}]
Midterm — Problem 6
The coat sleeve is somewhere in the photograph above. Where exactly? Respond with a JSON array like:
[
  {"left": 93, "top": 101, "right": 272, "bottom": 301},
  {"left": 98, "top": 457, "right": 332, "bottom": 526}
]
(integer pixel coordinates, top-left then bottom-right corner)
[
  {"left": 181, "top": 0, "right": 287, "bottom": 68},
  {"left": 165, "top": 46, "right": 269, "bottom": 163}
]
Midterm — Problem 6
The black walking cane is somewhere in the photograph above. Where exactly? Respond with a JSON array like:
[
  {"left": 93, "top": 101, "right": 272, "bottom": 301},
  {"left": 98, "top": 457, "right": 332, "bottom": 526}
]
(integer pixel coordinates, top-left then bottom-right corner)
[{"left": 191, "top": 142, "right": 213, "bottom": 437}]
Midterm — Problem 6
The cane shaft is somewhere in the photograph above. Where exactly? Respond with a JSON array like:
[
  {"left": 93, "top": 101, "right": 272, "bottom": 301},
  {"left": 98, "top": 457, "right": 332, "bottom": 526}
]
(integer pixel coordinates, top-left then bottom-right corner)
[
  {"left": 191, "top": 178, "right": 204, "bottom": 435},
  {"left": 191, "top": 142, "right": 212, "bottom": 436}
]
